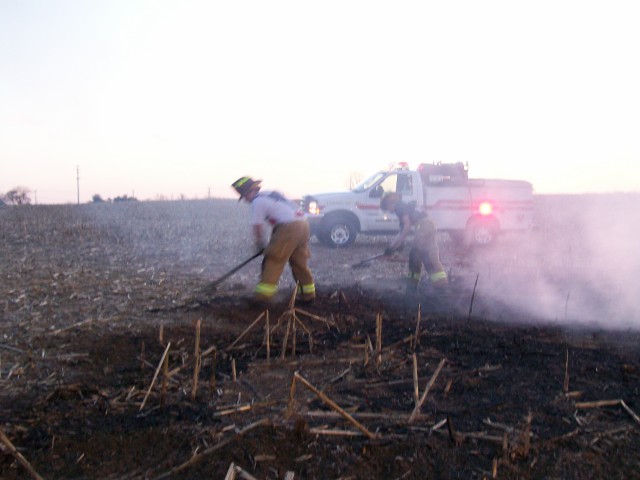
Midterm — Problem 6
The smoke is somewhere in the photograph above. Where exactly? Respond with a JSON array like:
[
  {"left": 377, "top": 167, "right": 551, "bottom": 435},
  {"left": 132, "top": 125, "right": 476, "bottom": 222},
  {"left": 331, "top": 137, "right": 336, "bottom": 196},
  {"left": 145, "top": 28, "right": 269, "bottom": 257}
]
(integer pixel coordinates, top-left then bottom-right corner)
[{"left": 465, "top": 193, "right": 640, "bottom": 329}]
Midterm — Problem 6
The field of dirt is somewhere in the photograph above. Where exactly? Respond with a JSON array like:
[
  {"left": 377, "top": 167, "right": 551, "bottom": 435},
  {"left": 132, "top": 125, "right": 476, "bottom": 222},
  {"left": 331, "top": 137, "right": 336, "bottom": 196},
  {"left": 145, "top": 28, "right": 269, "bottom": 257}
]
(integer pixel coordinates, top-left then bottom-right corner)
[{"left": 1, "top": 196, "right": 639, "bottom": 479}]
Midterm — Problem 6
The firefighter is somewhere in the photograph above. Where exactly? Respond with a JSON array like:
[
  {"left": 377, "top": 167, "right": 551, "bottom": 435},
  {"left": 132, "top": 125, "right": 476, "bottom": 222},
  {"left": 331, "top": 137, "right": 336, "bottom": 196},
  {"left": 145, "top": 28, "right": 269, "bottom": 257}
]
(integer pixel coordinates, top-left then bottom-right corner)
[
  {"left": 380, "top": 192, "right": 448, "bottom": 294},
  {"left": 231, "top": 176, "right": 316, "bottom": 304}
]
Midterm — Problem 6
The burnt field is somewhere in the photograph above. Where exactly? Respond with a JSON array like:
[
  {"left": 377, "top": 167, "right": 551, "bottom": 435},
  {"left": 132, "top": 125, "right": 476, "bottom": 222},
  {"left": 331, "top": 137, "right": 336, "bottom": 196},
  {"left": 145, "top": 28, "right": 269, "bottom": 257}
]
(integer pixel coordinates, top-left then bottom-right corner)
[{"left": 1, "top": 195, "right": 639, "bottom": 479}]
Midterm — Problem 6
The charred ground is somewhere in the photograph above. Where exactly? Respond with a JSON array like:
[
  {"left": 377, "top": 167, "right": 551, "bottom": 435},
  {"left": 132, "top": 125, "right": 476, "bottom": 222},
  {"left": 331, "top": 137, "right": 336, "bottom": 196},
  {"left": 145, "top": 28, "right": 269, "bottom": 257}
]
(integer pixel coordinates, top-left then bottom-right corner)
[{"left": 1, "top": 198, "right": 639, "bottom": 479}]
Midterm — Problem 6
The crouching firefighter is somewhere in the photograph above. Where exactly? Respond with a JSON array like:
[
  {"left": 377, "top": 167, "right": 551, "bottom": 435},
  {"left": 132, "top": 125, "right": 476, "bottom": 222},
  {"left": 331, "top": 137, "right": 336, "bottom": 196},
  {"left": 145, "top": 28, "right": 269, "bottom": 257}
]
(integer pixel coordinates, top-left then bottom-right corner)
[
  {"left": 231, "top": 176, "right": 316, "bottom": 304},
  {"left": 380, "top": 192, "right": 448, "bottom": 294}
]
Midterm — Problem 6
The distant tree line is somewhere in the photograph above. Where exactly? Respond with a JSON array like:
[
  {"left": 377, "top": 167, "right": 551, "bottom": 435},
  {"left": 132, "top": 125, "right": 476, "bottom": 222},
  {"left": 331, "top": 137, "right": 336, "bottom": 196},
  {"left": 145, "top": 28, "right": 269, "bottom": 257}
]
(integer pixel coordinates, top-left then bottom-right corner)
[
  {"left": 92, "top": 194, "right": 138, "bottom": 203},
  {"left": 0, "top": 188, "right": 141, "bottom": 206}
]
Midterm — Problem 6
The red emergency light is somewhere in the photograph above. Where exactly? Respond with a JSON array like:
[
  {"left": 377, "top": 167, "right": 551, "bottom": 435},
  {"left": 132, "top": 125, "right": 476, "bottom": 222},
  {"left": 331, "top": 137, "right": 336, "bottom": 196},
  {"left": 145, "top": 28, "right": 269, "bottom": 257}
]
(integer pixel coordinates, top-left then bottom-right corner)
[{"left": 478, "top": 201, "right": 493, "bottom": 216}]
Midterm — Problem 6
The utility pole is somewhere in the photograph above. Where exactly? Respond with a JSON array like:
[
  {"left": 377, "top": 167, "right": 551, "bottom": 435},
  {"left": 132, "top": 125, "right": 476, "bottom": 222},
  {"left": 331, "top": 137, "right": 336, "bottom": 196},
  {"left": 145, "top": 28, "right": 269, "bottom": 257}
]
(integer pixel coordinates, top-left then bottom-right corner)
[{"left": 76, "top": 166, "right": 80, "bottom": 205}]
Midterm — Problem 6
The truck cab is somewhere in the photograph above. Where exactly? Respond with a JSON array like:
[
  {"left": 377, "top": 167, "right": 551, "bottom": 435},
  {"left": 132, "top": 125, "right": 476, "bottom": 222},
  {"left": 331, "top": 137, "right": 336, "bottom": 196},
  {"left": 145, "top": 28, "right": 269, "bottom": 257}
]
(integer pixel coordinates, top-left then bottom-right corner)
[
  {"left": 301, "top": 162, "right": 533, "bottom": 248},
  {"left": 301, "top": 164, "right": 418, "bottom": 247}
]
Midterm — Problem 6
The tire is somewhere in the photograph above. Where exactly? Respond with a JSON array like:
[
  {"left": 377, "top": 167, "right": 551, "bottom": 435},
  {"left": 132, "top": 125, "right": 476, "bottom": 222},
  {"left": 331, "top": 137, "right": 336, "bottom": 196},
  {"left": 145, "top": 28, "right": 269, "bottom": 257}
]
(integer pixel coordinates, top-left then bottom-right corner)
[
  {"left": 466, "top": 217, "right": 499, "bottom": 247},
  {"left": 320, "top": 217, "right": 358, "bottom": 248}
]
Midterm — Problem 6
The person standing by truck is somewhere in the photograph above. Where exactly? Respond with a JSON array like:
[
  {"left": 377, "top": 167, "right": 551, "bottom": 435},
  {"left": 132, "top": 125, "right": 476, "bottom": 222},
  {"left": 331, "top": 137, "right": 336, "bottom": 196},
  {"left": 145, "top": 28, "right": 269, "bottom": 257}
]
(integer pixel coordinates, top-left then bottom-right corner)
[
  {"left": 231, "top": 176, "right": 316, "bottom": 304},
  {"left": 380, "top": 192, "right": 448, "bottom": 294}
]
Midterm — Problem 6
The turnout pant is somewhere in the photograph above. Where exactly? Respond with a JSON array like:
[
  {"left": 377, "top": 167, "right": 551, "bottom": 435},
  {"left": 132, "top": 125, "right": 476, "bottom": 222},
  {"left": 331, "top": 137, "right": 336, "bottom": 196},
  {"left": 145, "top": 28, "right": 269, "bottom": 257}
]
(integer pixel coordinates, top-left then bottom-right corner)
[
  {"left": 255, "top": 220, "right": 316, "bottom": 301},
  {"left": 407, "top": 217, "right": 447, "bottom": 285}
]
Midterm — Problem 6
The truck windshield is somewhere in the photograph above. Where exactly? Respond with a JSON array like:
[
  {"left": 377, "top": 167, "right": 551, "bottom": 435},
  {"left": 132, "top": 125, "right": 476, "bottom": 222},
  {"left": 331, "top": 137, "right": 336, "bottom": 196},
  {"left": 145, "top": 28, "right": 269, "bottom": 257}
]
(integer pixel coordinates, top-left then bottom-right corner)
[{"left": 352, "top": 172, "right": 386, "bottom": 193}]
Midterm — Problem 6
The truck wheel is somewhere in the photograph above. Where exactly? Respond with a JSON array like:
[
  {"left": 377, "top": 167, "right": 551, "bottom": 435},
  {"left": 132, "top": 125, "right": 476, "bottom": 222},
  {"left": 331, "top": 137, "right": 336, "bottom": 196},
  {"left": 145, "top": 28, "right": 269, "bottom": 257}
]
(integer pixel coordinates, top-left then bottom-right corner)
[
  {"left": 320, "top": 218, "right": 357, "bottom": 248},
  {"left": 467, "top": 218, "right": 499, "bottom": 247}
]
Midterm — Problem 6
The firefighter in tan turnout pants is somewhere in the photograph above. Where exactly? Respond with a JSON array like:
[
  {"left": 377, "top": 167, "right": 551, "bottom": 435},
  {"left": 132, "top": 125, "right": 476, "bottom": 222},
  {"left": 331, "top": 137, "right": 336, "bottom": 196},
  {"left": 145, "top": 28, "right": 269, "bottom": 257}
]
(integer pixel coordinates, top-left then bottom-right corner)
[
  {"left": 232, "top": 176, "right": 316, "bottom": 304},
  {"left": 380, "top": 192, "right": 448, "bottom": 294}
]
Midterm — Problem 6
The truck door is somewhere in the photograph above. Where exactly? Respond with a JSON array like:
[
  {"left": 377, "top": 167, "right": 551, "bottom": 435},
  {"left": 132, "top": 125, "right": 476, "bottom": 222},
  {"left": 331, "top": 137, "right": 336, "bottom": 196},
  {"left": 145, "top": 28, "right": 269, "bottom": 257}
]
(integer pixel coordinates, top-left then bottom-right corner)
[{"left": 363, "top": 172, "right": 420, "bottom": 232}]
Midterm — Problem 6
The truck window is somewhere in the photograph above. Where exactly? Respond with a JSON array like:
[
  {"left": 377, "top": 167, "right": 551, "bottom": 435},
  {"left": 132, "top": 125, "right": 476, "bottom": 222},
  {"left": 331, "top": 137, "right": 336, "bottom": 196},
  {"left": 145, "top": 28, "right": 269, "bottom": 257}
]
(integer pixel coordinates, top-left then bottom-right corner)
[
  {"left": 353, "top": 172, "right": 386, "bottom": 192},
  {"left": 377, "top": 173, "right": 412, "bottom": 196},
  {"left": 378, "top": 174, "right": 396, "bottom": 195}
]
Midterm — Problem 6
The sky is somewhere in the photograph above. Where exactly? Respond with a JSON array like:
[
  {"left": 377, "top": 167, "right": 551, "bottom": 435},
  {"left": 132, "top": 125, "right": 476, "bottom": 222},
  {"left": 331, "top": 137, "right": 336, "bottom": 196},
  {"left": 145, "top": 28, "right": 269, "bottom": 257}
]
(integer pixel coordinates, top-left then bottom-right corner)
[{"left": 1, "top": 0, "right": 639, "bottom": 204}]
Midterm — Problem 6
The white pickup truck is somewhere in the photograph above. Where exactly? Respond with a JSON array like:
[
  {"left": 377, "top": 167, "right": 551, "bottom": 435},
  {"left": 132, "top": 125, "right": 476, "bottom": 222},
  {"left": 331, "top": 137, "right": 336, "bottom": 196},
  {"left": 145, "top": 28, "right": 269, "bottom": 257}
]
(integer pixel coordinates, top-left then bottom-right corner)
[{"left": 300, "top": 162, "right": 534, "bottom": 248}]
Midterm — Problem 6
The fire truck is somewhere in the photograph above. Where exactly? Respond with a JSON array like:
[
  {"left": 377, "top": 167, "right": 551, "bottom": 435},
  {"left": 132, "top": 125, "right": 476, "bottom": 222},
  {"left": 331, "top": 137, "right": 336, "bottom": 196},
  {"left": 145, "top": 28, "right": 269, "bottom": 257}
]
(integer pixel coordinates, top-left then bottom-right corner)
[{"left": 300, "top": 162, "right": 534, "bottom": 248}]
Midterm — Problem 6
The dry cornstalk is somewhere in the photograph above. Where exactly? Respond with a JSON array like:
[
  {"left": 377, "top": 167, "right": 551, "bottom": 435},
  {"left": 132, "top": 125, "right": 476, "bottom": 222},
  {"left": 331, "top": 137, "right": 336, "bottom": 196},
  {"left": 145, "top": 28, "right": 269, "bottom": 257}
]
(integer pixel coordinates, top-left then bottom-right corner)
[
  {"left": 0, "top": 343, "right": 25, "bottom": 354},
  {"left": 308, "top": 428, "right": 364, "bottom": 437},
  {"left": 160, "top": 344, "right": 217, "bottom": 380},
  {"left": 210, "top": 349, "right": 217, "bottom": 391},
  {"left": 522, "top": 413, "right": 532, "bottom": 456},
  {"left": 265, "top": 310, "right": 270, "bottom": 362},
  {"left": 280, "top": 316, "right": 292, "bottom": 360},
  {"left": 224, "top": 462, "right": 259, "bottom": 480},
  {"left": 382, "top": 329, "right": 436, "bottom": 353},
  {"left": 443, "top": 379, "right": 453, "bottom": 396},
  {"left": 408, "top": 357, "right": 446, "bottom": 423},
  {"left": 191, "top": 319, "right": 202, "bottom": 401},
  {"left": 49, "top": 317, "right": 93, "bottom": 335},
  {"left": 502, "top": 431, "right": 509, "bottom": 456},
  {"left": 375, "top": 312, "right": 382, "bottom": 368},
  {"left": 483, "top": 418, "right": 519, "bottom": 434},
  {"left": 286, "top": 368, "right": 298, "bottom": 419},
  {"left": 140, "top": 340, "right": 145, "bottom": 370},
  {"left": 152, "top": 419, "right": 271, "bottom": 480},
  {"left": 412, "top": 304, "right": 422, "bottom": 350},
  {"left": 292, "top": 314, "right": 297, "bottom": 357},
  {"left": 467, "top": 273, "right": 479, "bottom": 321},
  {"left": 231, "top": 358, "right": 237, "bottom": 382},
  {"left": 278, "top": 312, "right": 314, "bottom": 359},
  {"left": 620, "top": 400, "right": 640, "bottom": 425},
  {"left": 227, "top": 312, "right": 266, "bottom": 351},
  {"left": 578, "top": 399, "right": 640, "bottom": 425},
  {"left": 159, "top": 323, "right": 164, "bottom": 345},
  {"left": 575, "top": 399, "right": 640, "bottom": 423},
  {"left": 564, "top": 391, "right": 583, "bottom": 399},
  {"left": 268, "top": 285, "right": 331, "bottom": 360},
  {"left": 412, "top": 354, "right": 419, "bottom": 408},
  {"left": 161, "top": 348, "right": 169, "bottom": 407},
  {"left": 447, "top": 415, "right": 459, "bottom": 445},
  {"left": 293, "top": 307, "right": 335, "bottom": 328},
  {"left": 0, "top": 427, "right": 44, "bottom": 480},
  {"left": 575, "top": 399, "right": 622, "bottom": 409},
  {"left": 363, "top": 335, "right": 372, "bottom": 367},
  {"left": 140, "top": 342, "right": 171, "bottom": 411},
  {"left": 306, "top": 410, "right": 412, "bottom": 422},
  {"left": 290, "top": 372, "right": 377, "bottom": 439},
  {"left": 563, "top": 348, "right": 569, "bottom": 393},
  {"left": 432, "top": 418, "right": 448, "bottom": 431},
  {"left": 213, "top": 404, "right": 252, "bottom": 417}
]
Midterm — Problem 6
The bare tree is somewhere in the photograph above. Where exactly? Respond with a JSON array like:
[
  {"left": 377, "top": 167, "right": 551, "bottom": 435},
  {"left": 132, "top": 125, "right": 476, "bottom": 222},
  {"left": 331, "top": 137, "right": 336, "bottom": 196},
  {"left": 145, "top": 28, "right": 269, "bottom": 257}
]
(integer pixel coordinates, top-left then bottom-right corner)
[
  {"left": 4, "top": 186, "right": 31, "bottom": 205},
  {"left": 347, "top": 171, "right": 363, "bottom": 190}
]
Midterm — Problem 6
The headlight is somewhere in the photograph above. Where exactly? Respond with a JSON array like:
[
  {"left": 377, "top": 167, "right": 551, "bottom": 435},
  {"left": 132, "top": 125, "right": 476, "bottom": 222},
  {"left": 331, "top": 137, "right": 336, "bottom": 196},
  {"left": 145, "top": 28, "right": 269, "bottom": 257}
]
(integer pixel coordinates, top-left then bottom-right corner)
[{"left": 308, "top": 200, "right": 320, "bottom": 215}]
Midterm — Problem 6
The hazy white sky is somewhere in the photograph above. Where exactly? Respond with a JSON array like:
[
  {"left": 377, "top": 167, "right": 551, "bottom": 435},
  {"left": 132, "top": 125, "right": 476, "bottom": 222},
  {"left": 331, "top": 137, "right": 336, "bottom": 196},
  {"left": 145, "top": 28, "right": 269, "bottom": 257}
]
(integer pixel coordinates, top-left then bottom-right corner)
[{"left": 2, "top": 0, "right": 639, "bottom": 204}]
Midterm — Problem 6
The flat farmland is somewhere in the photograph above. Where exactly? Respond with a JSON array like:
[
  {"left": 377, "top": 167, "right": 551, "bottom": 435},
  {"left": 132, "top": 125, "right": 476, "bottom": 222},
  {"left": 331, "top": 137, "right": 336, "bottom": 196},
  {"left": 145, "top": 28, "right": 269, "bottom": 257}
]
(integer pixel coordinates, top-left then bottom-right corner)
[{"left": 1, "top": 195, "right": 639, "bottom": 479}]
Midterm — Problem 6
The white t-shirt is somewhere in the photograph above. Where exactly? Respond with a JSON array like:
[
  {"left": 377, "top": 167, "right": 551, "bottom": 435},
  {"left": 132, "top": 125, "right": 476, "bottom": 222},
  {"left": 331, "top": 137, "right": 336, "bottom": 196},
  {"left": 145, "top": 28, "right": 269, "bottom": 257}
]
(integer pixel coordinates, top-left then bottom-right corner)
[{"left": 250, "top": 191, "right": 304, "bottom": 226}]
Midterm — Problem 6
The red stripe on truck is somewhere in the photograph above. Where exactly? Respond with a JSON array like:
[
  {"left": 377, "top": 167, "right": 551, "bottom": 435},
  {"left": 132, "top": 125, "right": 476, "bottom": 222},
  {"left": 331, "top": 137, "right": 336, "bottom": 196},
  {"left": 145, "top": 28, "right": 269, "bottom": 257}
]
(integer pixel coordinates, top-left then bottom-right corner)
[{"left": 356, "top": 203, "right": 381, "bottom": 210}]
